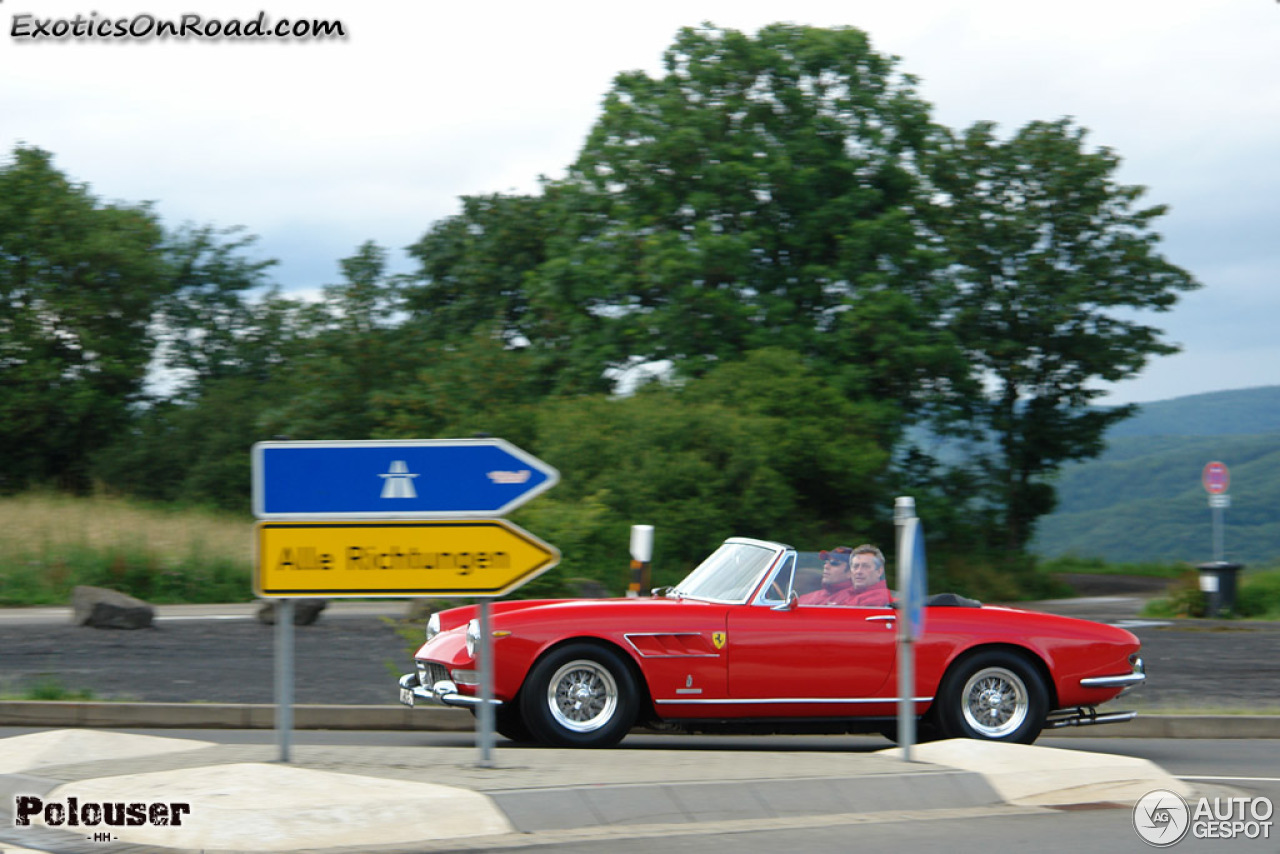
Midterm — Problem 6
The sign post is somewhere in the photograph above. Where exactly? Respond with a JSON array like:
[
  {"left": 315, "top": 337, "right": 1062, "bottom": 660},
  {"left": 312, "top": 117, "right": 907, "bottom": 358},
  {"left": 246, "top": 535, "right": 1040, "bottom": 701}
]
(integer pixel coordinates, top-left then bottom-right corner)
[
  {"left": 894, "top": 497, "right": 927, "bottom": 763},
  {"left": 251, "top": 438, "right": 559, "bottom": 765},
  {"left": 1202, "top": 461, "right": 1230, "bottom": 562}
]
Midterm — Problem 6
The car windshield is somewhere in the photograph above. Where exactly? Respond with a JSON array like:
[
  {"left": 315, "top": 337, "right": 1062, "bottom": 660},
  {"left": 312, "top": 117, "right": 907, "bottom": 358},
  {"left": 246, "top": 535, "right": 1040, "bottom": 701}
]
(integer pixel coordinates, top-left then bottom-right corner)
[{"left": 671, "top": 540, "right": 782, "bottom": 603}]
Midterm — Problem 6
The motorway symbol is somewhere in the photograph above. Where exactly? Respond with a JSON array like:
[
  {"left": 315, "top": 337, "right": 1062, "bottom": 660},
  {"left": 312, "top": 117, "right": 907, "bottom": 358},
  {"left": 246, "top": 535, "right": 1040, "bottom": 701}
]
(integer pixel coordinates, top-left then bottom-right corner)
[
  {"left": 254, "top": 519, "right": 561, "bottom": 598},
  {"left": 252, "top": 439, "right": 559, "bottom": 519}
]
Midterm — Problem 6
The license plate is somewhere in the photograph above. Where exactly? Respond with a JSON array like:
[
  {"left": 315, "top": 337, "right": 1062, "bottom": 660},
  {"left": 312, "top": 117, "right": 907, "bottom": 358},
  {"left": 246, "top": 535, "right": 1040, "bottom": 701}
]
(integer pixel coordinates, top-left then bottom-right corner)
[{"left": 399, "top": 686, "right": 414, "bottom": 707}]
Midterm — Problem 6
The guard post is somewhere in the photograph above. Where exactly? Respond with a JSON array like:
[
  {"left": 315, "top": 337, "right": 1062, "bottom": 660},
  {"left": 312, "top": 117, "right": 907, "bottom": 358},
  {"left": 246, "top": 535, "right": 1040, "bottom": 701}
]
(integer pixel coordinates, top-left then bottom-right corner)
[{"left": 629, "top": 524, "right": 654, "bottom": 597}]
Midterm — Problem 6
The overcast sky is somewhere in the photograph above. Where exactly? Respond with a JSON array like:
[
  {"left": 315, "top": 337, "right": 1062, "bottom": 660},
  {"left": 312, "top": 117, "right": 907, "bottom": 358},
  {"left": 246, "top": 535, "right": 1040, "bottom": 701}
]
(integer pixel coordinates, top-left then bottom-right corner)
[{"left": 4, "top": 0, "right": 1277, "bottom": 406}]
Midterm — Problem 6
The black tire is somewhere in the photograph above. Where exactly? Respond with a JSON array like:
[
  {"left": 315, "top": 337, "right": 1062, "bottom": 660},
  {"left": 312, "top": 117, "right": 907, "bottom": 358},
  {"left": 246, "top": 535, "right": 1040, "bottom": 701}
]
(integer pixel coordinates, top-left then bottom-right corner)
[
  {"left": 519, "top": 642, "right": 639, "bottom": 748},
  {"left": 933, "top": 650, "right": 1048, "bottom": 744}
]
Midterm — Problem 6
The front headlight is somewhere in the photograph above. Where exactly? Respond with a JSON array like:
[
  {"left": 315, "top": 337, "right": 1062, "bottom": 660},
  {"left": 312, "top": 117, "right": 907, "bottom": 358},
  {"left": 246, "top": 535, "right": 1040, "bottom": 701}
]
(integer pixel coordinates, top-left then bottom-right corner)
[
  {"left": 465, "top": 619, "right": 480, "bottom": 657},
  {"left": 425, "top": 612, "right": 441, "bottom": 642}
]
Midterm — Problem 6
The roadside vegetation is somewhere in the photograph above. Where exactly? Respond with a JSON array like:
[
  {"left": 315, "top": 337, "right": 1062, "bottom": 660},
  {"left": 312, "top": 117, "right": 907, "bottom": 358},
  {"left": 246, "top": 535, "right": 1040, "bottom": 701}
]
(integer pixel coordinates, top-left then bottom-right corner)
[
  {"left": 1035, "top": 554, "right": 1190, "bottom": 579},
  {"left": 1142, "top": 567, "right": 1280, "bottom": 620},
  {"left": 0, "top": 676, "right": 98, "bottom": 702},
  {"left": 0, "top": 492, "right": 253, "bottom": 606}
]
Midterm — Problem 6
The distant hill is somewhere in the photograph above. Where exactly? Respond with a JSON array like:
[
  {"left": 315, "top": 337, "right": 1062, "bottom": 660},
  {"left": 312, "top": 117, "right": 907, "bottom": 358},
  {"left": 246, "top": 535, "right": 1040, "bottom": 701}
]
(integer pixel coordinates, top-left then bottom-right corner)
[
  {"left": 1105, "top": 385, "right": 1280, "bottom": 438},
  {"left": 1031, "top": 386, "right": 1280, "bottom": 567}
]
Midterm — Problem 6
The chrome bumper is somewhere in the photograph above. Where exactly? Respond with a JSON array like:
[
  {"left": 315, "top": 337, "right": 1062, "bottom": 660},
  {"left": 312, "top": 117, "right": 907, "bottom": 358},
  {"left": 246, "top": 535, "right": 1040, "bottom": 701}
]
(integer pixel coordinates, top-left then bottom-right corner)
[
  {"left": 397, "top": 672, "right": 502, "bottom": 710},
  {"left": 1079, "top": 656, "right": 1146, "bottom": 693}
]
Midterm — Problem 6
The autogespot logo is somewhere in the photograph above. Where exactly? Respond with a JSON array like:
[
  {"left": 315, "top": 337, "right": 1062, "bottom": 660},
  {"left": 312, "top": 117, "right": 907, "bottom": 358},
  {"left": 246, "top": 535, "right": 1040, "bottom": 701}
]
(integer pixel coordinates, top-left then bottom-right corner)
[{"left": 1134, "top": 789, "right": 1191, "bottom": 847}]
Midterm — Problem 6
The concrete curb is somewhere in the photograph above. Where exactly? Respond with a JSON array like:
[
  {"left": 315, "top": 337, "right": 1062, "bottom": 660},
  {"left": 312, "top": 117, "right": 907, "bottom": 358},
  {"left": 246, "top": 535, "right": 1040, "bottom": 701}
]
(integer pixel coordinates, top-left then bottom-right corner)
[
  {"left": 0, "top": 702, "right": 471, "bottom": 731},
  {"left": 2, "top": 701, "right": 1278, "bottom": 737}
]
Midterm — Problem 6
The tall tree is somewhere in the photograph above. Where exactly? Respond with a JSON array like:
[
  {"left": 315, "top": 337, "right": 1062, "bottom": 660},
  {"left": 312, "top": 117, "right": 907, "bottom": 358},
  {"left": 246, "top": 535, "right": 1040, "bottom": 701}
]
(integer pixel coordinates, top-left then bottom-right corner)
[
  {"left": 533, "top": 23, "right": 942, "bottom": 395},
  {"left": 0, "top": 146, "right": 170, "bottom": 491},
  {"left": 927, "top": 119, "right": 1200, "bottom": 550}
]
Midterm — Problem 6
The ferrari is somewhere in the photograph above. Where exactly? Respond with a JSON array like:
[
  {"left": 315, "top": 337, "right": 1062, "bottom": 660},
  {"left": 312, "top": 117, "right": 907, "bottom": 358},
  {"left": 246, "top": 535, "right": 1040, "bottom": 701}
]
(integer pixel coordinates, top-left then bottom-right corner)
[{"left": 397, "top": 537, "right": 1145, "bottom": 747}]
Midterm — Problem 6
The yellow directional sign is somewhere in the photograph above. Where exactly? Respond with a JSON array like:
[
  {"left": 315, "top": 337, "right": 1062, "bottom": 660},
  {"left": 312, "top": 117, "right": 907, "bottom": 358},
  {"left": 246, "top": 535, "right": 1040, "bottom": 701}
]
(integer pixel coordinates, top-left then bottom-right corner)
[{"left": 255, "top": 519, "right": 560, "bottom": 598}]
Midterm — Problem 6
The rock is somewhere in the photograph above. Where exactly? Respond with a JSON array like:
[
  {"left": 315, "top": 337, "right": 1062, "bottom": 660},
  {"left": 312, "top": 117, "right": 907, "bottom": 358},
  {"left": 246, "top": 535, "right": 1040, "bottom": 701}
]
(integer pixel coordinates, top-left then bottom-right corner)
[
  {"left": 71, "top": 586, "right": 155, "bottom": 630},
  {"left": 256, "top": 599, "right": 328, "bottom": 626}
]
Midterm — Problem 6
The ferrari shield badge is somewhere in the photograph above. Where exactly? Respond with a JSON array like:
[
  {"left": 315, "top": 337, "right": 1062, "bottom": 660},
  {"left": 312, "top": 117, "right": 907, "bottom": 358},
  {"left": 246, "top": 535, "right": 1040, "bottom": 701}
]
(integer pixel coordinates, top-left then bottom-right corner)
[{"left": 712, "top": 631, "right": 727, "bottom": 650}]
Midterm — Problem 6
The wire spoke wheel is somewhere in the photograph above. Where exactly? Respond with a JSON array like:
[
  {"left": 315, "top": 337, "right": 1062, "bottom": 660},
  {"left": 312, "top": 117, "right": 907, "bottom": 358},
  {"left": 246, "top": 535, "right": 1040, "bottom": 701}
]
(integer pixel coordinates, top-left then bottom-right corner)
[
  {"left": 960, "top": 666, "right": 1029, "bottom": 738},
  {"left": 934, "top": 651, "right": 1047, "bottom": 744},
  {"left": 522, "top": 643, "right": 640, "bottom": 747},
  {"left": 547, "top": 659, "right": 619, "bottom": 732}
]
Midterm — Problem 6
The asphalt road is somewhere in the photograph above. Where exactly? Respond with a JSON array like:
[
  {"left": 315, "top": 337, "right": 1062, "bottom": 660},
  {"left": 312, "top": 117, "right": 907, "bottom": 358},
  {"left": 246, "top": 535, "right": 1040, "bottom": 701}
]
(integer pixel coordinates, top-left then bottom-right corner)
[{"left": 2, "top": 598, "right": 1279, "bottom": 712}]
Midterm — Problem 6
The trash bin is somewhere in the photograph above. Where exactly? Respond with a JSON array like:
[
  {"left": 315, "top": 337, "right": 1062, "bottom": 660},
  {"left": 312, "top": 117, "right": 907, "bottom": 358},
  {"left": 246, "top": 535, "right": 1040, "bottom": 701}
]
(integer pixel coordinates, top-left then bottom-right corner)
[{"left": 1197, "top": 561, "right": 1243, "bottom": 617}]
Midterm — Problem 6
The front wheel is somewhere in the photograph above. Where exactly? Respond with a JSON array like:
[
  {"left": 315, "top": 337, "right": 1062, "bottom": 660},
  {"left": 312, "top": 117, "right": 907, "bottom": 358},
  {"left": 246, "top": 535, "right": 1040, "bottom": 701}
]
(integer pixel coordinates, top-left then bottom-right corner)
[
  {"left": 933, "top": 651, "right": 1048, "bottom": 744},
  {"left": 520, "top": 643, "right": 639, "bottom": 748}
]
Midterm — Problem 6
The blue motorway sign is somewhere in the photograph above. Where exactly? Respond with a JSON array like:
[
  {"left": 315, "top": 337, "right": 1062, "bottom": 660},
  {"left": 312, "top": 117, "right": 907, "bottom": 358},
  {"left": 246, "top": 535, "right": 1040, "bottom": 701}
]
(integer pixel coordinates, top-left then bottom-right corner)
[{"left": 252, "top": 439, "right": 560, "bottom": 520}]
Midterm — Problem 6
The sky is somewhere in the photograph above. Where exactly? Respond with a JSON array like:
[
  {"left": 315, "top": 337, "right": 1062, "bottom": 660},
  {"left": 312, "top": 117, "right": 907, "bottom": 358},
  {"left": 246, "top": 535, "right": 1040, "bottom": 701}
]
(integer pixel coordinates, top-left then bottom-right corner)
[{"left": 3, "top": 0, "right": 1278, "bottom": 406}]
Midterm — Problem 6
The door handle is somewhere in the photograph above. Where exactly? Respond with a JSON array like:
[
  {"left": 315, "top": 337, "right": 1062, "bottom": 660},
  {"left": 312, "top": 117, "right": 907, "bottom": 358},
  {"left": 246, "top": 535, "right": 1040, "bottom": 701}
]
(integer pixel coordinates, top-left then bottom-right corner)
[{"left": 865, "top": 615, "right": 896, "bottom": 622}]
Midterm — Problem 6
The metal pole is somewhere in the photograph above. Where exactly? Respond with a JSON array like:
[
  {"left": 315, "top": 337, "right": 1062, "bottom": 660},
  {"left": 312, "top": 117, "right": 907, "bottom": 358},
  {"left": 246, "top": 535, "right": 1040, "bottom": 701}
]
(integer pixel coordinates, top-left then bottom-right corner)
[
  {"left": 274, "top": 599, "right": 294, "bottom": 763},
  {"left": 1212, "top": 504, "right": 1224, "bottom": 563},
  {"left": 894, "top": 498, "right": 917, "bottom": 763},
  {"left": 477, "top": 600, "right": 494, "bottom": 767}
]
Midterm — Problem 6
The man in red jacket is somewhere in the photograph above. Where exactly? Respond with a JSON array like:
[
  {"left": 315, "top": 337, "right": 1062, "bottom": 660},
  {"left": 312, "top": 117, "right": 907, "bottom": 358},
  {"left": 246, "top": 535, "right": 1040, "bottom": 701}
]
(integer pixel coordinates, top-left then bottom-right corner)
[
  {"left": 846, "top": 545, "right": 891, "bottom": 607},
  {"left": 799, "top": 544, "right": 890, "bottom": 607}
]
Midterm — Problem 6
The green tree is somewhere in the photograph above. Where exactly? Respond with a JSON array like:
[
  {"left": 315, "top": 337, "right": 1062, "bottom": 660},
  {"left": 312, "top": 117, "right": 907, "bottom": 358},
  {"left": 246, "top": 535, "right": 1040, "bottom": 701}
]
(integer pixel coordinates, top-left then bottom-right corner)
[
  {"left": 928, "top": 119, "right": 1200, "bottom": 550},
  {"left": 0, "top": 146, "right": 170, "bottom": 491},
  {"left": 532, "top": 23, "right": 940, "bottom": 391},
  {"left": 154, "top": 224, "right": 278, "bottom": 398},
  {"left": 257, "top": 241, "right": 410, "bottom": 440}
]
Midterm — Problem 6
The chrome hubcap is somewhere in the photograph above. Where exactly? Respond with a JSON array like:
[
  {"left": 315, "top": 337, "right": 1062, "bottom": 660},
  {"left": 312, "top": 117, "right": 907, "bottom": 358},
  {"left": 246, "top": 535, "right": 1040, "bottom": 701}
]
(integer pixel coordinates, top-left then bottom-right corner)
[
  {"left": 960, "top": 666, "right": 1029, "bottom": 738},
  {"left": 547, "top": 659, "right": 618, "bottom": 733}
]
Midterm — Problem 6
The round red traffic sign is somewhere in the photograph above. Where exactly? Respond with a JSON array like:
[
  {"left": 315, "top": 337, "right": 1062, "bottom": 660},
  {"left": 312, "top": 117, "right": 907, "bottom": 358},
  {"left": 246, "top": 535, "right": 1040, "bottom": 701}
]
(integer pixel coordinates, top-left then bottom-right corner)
[{"left": 1202, "top": 461, "right": 1230, "bottom": 495}]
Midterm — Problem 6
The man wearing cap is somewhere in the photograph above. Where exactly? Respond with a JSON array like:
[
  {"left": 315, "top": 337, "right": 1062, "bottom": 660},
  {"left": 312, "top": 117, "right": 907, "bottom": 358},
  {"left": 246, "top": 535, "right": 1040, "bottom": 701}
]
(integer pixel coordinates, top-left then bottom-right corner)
[
  {"left": 799, "top": 545, "right": 891, "bottom": 606},
  {"left": 799, "top": 546, "right": 857, "bottom": 605}
]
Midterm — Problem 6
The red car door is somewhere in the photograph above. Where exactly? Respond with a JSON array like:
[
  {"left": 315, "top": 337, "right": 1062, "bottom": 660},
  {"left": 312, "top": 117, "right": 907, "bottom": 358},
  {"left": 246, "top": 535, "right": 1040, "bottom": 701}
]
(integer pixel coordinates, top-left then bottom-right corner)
[{"left": 724, "top": 602, "right": 897, "bottom": 715}]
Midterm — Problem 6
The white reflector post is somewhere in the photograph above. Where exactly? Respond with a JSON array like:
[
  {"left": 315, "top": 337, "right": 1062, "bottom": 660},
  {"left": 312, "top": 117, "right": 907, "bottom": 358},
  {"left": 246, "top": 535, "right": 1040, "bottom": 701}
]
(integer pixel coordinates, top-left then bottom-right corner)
[{"left": 628, "top": 525, "right": 654, "bottom": 597}]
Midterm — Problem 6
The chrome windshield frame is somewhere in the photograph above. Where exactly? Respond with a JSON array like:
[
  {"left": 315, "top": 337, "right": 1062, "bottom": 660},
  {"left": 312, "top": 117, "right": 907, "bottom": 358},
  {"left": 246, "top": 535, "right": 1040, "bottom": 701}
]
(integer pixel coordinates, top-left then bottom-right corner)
[{"left": 670, "top": 538, "right": 789, "bottom": 605}]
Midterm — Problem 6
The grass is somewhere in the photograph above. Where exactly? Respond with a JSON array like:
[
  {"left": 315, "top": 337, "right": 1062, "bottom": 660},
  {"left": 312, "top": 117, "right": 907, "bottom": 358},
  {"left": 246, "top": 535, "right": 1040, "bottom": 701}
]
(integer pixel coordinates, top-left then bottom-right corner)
[
  {"left": 0, "top": 491, "right": 255, "bottom": 606},
  {"left": 0, "top": 676, "right": 97, "bottom": 702},
  {"left": 1037, "top": 554, "right": 1191, "bottom": 579}
]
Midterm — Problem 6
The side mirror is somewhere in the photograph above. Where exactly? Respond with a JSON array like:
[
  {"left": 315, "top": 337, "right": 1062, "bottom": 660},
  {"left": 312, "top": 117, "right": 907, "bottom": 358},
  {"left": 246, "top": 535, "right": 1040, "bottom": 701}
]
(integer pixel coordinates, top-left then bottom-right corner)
[{"left": 771, "top": 590, "right": 799, "bottom": 612}]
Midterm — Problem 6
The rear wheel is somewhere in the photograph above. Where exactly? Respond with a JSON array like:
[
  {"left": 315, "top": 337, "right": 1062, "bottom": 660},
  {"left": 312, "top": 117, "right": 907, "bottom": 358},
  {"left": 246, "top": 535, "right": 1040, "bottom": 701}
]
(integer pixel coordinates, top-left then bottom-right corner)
[
  {"left": 520, "top": 643, "right": 639, "bottom": 748},
  {"left": 934, "top": 651, "right": 1048, "bottom": 744}
]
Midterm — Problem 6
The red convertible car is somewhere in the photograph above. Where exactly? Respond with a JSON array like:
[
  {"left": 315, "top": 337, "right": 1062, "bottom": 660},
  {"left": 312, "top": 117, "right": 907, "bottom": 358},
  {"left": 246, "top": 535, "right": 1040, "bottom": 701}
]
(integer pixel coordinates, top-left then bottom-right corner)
[{"left": 397, "top": 537, "right": 1145, "bottom": 747}]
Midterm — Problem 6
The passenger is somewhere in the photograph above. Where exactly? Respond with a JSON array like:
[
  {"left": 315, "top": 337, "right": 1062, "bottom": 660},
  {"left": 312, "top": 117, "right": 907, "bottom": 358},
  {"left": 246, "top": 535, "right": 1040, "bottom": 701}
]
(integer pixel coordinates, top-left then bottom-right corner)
[
  {"left": 846, "top": 544, "right": 891, "bottom": 607},
  {"left": 798, "top": 547, "right": 857, "bottom": 605}
]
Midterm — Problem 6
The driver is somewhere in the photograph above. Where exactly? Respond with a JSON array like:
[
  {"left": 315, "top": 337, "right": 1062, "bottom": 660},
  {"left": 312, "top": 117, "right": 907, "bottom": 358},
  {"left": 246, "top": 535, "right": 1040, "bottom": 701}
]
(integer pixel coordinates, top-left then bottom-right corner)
[{"left": 798, "top": 547, "right": 856, "bottom": 605}]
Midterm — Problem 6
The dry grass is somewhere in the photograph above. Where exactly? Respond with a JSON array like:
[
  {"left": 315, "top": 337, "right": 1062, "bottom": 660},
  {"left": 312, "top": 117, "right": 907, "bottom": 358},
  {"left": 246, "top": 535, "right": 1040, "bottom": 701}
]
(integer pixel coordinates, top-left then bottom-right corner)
[
  {"left": 0, "top": 491, "right": 252, "bottom": 563},
  {"left": 0, "top": 492, "right": 254, "bottom": 604}
]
